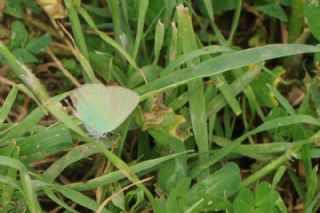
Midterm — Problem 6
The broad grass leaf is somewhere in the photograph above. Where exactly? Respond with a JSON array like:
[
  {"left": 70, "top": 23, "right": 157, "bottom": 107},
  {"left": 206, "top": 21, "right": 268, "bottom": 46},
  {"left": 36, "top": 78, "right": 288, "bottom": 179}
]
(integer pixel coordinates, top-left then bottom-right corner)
[
  {"left": 47, "top": 184, "right": 111, "bottom": 213},
  {"left": 17, "top": 124, "right": 73, "bottom": 164},
  {"left": 0, "top": 156, "right": 27, "bottom": 175},
  {"left": 136, "top": 44, "right": 320, "bottom": 98},
  {"left": 64, "top": 152, "right": 191, "bottom": 191},
  {"left": 43, "top": 187, "right": 78, "bottom": 213},
  {"left": 0, "top": 174, "right": 20, "bottom": 191},
  {"left": 41, "top": 143, "right": 101, "bottom": 182},
  {"left": 161, "top": 45, "right": 232, "bottom": 76},
  {"left": 0, "top": 107, "right": 46, "bottom": 144}
]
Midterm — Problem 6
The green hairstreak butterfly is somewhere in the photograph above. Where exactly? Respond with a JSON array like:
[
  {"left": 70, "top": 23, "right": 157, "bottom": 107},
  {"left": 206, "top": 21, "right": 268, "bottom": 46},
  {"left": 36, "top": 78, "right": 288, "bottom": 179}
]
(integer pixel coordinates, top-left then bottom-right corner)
[{"left": 70, "top": 83, "right": 140, "bottom": 137}]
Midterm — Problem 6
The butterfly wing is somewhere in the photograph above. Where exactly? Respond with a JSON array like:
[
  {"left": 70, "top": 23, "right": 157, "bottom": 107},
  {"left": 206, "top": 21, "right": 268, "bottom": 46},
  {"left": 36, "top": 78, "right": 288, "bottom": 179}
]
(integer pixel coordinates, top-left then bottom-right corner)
[
  {"left": 70, "top": 84, "right": 139, "bottom": 135},
  {"left": 71, "top": 84, "right": 111, "bottom": 134},
  {"left": 102, "top": 86, "right": 140, "bottom": 131}
]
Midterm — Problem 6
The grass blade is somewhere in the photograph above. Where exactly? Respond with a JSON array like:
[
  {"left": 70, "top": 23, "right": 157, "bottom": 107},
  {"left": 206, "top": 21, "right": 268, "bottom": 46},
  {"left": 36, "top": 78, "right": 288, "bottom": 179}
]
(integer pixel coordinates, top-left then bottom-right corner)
[
  {"left": 176, "top": 5, "right": 209, "bottom": 174},
  {"left": 67, "top": 152, "right": 191, "bottom": 191},
  {"left": 78, "top": 7, "right": 145, "bottom": 80},
  {"left": 132, "top": 0, "right": 149, "bottom": 61},
  {"left": 268, "top": 84, "right": 296, "bottom": 115},
  {"left": 136, "top": 44, "right": 320, "bottom": 98},
  {"left": 0, "top": 86, "right": 18, "bottom": 124},
  {"left": 0, "top": 41, "right": 49, "bottom": 101}
]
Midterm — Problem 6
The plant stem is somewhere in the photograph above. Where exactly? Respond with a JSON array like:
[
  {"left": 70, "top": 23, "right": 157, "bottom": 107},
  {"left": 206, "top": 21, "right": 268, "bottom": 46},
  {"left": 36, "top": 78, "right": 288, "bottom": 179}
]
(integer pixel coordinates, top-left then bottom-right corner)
[
  {"left": 0, "top": 41, "right": 49, "bottom": 102},
  {"left": 239, "top": 152, "right": 290, "bottom": 188}
]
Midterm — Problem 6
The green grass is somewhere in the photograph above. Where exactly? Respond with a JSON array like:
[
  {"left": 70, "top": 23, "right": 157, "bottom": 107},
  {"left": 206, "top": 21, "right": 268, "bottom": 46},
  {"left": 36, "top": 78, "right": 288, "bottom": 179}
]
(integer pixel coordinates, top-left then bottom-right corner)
[{"left": 1, "top": 0, "right": 320, "bottom": 212}]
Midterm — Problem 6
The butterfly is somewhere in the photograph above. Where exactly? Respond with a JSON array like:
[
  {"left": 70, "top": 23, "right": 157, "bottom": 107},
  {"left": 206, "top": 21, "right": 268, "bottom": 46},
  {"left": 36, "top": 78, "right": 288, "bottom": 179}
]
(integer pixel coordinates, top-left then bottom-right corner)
[{"left": 70, "top": 83, "right": 140, "bottom": 137}]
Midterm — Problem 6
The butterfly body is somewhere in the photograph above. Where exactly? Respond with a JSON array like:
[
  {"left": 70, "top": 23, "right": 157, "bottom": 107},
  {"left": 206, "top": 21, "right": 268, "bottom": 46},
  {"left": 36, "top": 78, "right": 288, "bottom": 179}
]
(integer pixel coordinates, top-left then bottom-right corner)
[{"left": 70, "top": 84, "right": 139, "bottom": 137}]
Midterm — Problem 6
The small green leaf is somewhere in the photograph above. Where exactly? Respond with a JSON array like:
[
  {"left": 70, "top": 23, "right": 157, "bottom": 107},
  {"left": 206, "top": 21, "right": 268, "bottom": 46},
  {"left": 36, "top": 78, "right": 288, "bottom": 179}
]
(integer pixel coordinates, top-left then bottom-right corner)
[
  {"left": 156, "top": 141, "right": 188, "bottom": 192},
  {"left": 188, "top": 163, "right": 241, "bottom": 205},
  {"left": 234, "top": 183, "right": 281, "bottom": 213},
  {"left": 145, "top": 0, "right": 165, "bottom": 26},
  {"left": 233, "top": 188, "right": 255, "bottom": 213},
  {"left": 129, "top": 65, "right": 162, "bottom": 88},
  {"left": 304, "top": 0, "right": 320, "bottom": 40},
  {"left": 13, "top": 48, "right": 38, "bottom": 63},
  {"left": 22, "top": 0, "right": 42, "bottom": 14},
  {"left": 158, "top": 158, "right": 183, "bottom": 191},
  {"left": 164, "top": 178, "right": 191, "bottom": 212},
  {"left": 4, "top": 0, "right": 25, "bottom": 18},
  {"left": 255, "top": 182, "right": 279, "bottom": 207},
  {"left": 9, "top": 21, "right": 28, "bottom": 48},
  {"left": 26, "top": 34, "right": 52, "bottom": 53},
  {"left": 257, "top": 3, "right": 288, "bottom": 22},
  {"left": 89, "top": 52, "right": 115, "bottom": 83},
  {"left": 251, "top": 66, "right": 285, "bottom": 108}
]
